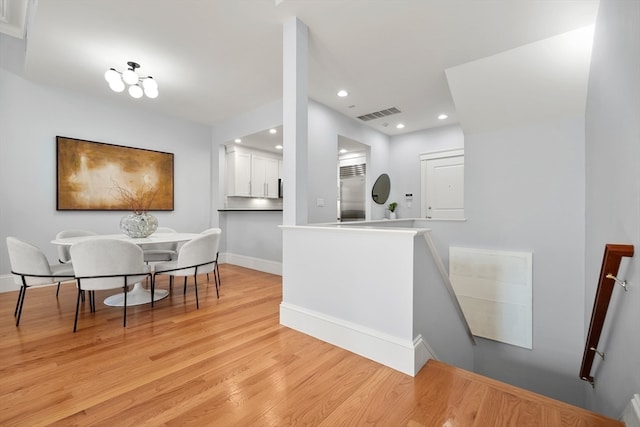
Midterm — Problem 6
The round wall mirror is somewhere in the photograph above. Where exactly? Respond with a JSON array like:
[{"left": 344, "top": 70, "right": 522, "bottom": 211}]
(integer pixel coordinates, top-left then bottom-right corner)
[{"left": 371, "top": 173, "right": 390, "bottom": 204}]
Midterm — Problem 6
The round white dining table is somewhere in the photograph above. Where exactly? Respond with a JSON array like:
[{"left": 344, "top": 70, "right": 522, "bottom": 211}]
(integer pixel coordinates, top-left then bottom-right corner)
[{"left": 51, "top": 232, "right": 201, "bottom": 307}]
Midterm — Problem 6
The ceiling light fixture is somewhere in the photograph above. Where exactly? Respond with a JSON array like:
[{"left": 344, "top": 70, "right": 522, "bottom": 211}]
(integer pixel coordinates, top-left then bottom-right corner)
[
  {"left": 396, "top": 123, "right": 405, "bottom": 129},
  {"left": 275, "top": 145, "right": 283, "bottom": 150},
  {"left": 337, "top": 90, "right": 349, "bottom": 97},
  {"left": 438, "top": 114, "right": 448, "bottom": 120},
  {"left": 104, "top": 61, "right": 159, "bottom": 99},
  {"left": 339, "top": 149, "right": 348, "bottom": 154},
  {"left": 234, "top": 138, "right": 242, "bottom": 143},
  {"left": 269, "top": 128, "right": 277, "bottom": 134}
]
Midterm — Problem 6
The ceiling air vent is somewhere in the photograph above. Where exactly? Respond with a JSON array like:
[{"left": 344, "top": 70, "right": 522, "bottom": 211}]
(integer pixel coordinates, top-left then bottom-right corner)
[{"left": 357, "top": 107, "right": 401, "bottom": 122}]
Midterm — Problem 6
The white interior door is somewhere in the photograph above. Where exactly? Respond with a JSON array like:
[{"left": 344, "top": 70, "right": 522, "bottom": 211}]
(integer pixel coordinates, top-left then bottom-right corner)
[{"left": 421, "top": 151, "right": 464, "bottom": 219}]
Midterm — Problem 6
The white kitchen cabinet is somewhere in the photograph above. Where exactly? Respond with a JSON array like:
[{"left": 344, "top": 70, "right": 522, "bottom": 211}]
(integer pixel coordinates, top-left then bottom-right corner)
[
  {"left": 226, "top": 146, "right": 281, "bottom": 198},
  {"left": 266, "top": 157, "right": 279, "bottom": 198},
  {"left": 251, "top": 155, "right": 279, "bottom": 198},
  {"left": 226, "top": 150, "right": 252, "bottom": 197}
]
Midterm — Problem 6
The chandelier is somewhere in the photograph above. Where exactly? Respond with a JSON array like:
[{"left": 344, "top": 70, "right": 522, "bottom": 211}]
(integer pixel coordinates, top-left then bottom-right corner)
[{"left": 104, "top": 61, "right": 158, "bottom": 99}]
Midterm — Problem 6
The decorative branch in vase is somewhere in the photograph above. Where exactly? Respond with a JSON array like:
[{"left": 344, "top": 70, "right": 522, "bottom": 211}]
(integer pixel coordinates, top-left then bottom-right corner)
[
  {"left": 111, "top": 179, "right": 159, "bottom": 214},
  {"left": 111, "top": 179, "right": 160, "bottom": 238}
]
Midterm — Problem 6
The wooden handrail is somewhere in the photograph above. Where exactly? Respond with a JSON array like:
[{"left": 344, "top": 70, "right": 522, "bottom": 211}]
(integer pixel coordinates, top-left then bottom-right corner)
[{"left": 580, "top": 244, "right": 634, "bottom": 385}]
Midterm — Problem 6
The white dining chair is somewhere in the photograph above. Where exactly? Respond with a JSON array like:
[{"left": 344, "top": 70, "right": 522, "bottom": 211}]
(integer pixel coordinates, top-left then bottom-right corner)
[
  {"left": 200, "top": 227, "right": 222, "bottom": 289},
  {"left": 152, "top": 232, "right": 219, "bottom": 309},
  {"left": 70, "top": 239, "right": 151, "bottom": 332},
  {"left": 143, "top": 227, "right": 179, "bottom": 263},
  {"left": 6, "top": 237, "right": 75, "bottom": 326},
  {"left": 55, "top": 229, "right": 97, "bottom": 296}
]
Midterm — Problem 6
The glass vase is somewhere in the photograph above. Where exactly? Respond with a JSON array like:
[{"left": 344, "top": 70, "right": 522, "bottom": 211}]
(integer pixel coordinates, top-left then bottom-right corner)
[{"left": 120, "top": 212, "right": 158, "bottom": 238}]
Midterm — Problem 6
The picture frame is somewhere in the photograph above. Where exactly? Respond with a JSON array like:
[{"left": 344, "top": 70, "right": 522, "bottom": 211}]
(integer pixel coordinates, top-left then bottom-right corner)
[{"left": 56, "top": 136, "right": 174, "bottom": 211}]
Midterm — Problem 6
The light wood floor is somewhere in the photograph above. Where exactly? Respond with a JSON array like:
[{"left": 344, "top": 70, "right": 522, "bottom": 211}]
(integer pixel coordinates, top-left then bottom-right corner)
[{"left": 0, "top": 264, "right": 620, "bottom": 426}]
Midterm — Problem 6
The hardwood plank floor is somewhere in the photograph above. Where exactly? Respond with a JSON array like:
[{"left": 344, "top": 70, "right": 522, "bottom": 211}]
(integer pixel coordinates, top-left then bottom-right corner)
[{"left": 0, "top": 264, "right": 621, "bottom": 426}]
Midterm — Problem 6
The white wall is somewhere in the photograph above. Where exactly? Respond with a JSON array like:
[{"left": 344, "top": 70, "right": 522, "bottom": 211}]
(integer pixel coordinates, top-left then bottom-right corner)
[
  {"left": 389, "top": 125, "right": 465, "bottom": 219},
  {"left": 409, "top": 117, "right": 587, "bottom": 407},
  {"left": 219, "top": 210, "right": 283, "bottom": 273},
  {"left": 462, "top": 117, "right": 586, "bottom": 406},
  {"left": 584, "top": 0, "right": 640, "bottom": 417},
  {"left": 307, "top": 100, "right": 391, "bottom": 223},
  {"left": 0, "top": 35, "right": 212, "bottom": 282}
]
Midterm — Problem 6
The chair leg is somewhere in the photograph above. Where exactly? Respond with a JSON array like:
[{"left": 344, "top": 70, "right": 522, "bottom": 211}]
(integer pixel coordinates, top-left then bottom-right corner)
[
  {"left": 216, "top": 264, "right": 221, "bottom": 287},
  {"left": 89, "top": 291, "right": 94, "bottom": 312},
  {"left": 56, "top": 282, "right": 61, "bottom": 297},
  {"left": 183, "top": 277, "right": 187, "bottom": 295},
  {"left": 214, "top": 272, "right": 219, "bottom": 299},
  {"left": 15, "top": 284, "right": 27, "bottom": 326},
  {"left": 194, "top": 275, "right": 199, "bottom": 309},
  {"left": 73, "top": 287, "right": 82, "bottom": 332},
  {"left": 213, "top": 263, "right": 220, "bottom": 297},
  {"left": 14, "top": 285, "right": 25, "bottom": 317},
  {"left": 215, "top": 253, "right": 221, "bottom": 287},
  {"left": 151, "top": 275, "right": 155, "bottom": 308},
  {"left": 123, "top": 285, "right": 128, "bottom": 328}
]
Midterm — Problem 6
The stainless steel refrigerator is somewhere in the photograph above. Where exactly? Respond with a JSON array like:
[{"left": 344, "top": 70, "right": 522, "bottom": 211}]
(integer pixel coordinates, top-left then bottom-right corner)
[{"left": 339, "top": 164, "right": 366, "bottom": 221}]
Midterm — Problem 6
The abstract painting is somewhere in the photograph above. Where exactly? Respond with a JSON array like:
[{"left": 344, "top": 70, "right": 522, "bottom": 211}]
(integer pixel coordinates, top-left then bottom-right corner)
[{"left": 56, "top": 136, "right": 174, "bottom": 211}]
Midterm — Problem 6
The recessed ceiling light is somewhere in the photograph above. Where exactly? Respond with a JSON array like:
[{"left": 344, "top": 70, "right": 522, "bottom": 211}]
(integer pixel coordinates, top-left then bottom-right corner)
[
  {"left": 438, "top": 114, "right": 448, "bottom": 120},
  {"left": 396, "top": 123, "right": 405, "bottom": 129},
  {"left": 339, "top": 148, "right": 348, "bottom": 154},
  {"left": 234, "top": 138, "right": 241, "bottom": 143},
  {"left": 337, "top": 90, "right": 348, "bottom": 97},
  {"left": 275, "top": 145, "right": 283, "bottom": 150},
  {"left": 269, "top": 129, "right": 277, "bottom": 134}
]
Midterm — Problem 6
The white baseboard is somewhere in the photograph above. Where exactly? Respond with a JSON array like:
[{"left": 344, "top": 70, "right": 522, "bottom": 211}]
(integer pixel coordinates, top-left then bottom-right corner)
[
  {"left": 280, "top": 302, "right": 432, "bottom": 376},
  {"left": 621, "top": 393, "right": 640, "bottom": 427},
  {"left": 414, "top": 334, "right": 437, "bottom": 371},
  {"left": 221, "top": 252, "right": 282, "bottom": 276},
  {"left": 0, "top": 275, "right": 19, "bottom": 293},
  {"left": 0, "top": 276, "right": 67, "bottom": 294}
]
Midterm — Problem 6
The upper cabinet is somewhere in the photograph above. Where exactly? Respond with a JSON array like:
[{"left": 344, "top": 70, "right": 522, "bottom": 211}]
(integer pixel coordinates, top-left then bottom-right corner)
[
  {"left": 226, "top": 149, "right": 252, "bottom": 197},
  {"left": 251, "top": 154, "right": 279, "bottom": 198},
  {"left": 226, "top": 146, "right": 281, "bottom": 199}
]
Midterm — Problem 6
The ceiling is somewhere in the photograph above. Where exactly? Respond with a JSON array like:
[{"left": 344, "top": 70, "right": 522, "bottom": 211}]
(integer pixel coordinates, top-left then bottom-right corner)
[
  {"left": 227, "top": 126, "right": 367, "bottom": 155},
  {"left": 6, "top": 0, "right": 599, "bottom": 138}
]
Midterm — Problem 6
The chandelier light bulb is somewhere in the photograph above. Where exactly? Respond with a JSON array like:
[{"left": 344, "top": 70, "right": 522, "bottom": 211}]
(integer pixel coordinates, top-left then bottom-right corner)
[
  {"left": 142, "top": 77, "right": 158, "bottom": 91},
  {"left": 109, "top": 79, "right": 125, "bottom": 93},
  {"left": 104, "top": 68, "right": 120, "bottom": 83},
  {"left": 129, "top": 84, "right": 143, "bottom": 98},
  {"left": 144, "top": 87, "right": 159, "bottom": 99},
  {"left": 122, "top": 68, "right": 139, "bottom": 85}
]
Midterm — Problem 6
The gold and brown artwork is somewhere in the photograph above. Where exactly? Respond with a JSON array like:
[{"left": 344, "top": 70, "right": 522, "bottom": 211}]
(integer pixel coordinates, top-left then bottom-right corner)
[{"left": 56, "top": 136, "right": 174, "bottom": 211}]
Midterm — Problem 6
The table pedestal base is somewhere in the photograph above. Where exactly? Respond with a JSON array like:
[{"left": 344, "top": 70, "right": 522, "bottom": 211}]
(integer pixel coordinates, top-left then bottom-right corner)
[{"left": 104, "top": 282, "right": 169, "bottom": 307}]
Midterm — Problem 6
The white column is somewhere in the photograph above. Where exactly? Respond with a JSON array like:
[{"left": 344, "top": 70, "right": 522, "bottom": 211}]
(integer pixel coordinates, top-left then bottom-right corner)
[{"left": 282, "top": 17, "right": 308, "bottom": 226}]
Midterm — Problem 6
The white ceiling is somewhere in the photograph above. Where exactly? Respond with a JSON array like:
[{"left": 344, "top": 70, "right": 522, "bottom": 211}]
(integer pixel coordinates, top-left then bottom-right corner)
[
  {"left": 227, "top": 126, "right": 367, "bottom": 155},
  {"left": 8, "top": 0, "right": 599, "bottom": 137}
]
